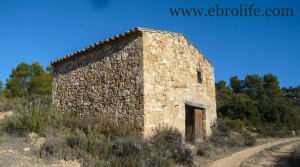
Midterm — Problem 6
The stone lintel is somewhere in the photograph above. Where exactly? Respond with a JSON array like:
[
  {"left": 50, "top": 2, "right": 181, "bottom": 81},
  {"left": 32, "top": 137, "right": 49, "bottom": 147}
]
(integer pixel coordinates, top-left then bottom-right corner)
[{"left": 183, "top": 100, "right": 207, "bottom": 109}]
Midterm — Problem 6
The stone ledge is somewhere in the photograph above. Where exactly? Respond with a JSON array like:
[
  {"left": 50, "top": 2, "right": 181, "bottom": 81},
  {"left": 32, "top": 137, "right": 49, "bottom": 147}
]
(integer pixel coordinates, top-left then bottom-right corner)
[{"left": 183, "top": 100, "right": 207, "bottom": 109}]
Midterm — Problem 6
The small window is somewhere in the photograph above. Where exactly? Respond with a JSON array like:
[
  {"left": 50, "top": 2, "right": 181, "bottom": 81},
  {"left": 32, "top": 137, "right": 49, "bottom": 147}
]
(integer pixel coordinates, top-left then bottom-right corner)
[{"left": 197, "top": 71, "right": 203, "bottom": 84}]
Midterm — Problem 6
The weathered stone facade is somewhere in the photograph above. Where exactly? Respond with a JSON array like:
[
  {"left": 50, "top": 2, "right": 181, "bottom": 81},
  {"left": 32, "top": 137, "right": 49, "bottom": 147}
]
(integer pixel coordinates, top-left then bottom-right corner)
[{"left": 51, "top": 27, "right": 216, "bottom": 139}]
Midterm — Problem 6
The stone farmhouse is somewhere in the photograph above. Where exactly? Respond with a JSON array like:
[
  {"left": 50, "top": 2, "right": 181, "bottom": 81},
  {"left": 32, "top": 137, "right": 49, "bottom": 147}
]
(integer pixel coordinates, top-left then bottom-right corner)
[{"left": 51, "top": 27, "right": 216, "bottom": 140}]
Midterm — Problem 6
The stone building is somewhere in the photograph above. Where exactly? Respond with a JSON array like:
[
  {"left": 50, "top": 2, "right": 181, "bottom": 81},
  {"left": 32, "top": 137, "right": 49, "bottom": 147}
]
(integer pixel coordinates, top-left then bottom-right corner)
[{"left": 51, "top": 27, "right": 216, "bottom": 140}]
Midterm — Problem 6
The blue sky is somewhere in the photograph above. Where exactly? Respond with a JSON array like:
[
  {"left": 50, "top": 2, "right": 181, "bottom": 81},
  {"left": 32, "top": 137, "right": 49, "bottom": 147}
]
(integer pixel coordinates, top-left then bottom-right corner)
[{"left": 0, "top": 0, "right": 299, "bottom": 87}]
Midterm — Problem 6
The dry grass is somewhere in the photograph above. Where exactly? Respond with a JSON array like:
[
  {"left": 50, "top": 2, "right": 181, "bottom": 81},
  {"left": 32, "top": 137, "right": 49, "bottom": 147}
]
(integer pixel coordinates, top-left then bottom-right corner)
[{"left": 0, "top": 100, "right": 195, "bottom": 167}]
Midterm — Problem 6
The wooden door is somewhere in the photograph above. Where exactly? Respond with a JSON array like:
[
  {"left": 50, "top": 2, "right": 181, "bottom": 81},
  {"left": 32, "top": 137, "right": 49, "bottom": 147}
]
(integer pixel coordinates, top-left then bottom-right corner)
[{"left": 194, "top": 109, "right": 203, "bottom": 138}]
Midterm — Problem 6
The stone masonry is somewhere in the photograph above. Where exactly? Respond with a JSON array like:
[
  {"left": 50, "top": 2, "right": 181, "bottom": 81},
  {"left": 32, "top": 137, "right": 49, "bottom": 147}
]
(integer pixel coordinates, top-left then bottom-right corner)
[{"left": 51, "top": 27, "right": 217, "bottom": 139}]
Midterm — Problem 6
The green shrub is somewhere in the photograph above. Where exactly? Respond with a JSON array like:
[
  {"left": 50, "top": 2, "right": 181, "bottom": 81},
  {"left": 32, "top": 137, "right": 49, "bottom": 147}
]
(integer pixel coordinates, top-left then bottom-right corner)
[
  {"left": 260, "top": 129, "right": 294, "bottom": 138},
  {"left": 218, "top": 117, "right": 245, "bottom": 132},
  {"left": 40, "top": 135, "right": 99, "bottom": 166},
  {"left": 0, "top": 97, "right": 25, "bottom": 112},
  {"left": 210, "top": 128, "right": 256, "bottom": 148},
  {"left": 172, "top": 145, "right": 194, "bottom": 165},
  {"left": 67, "top": 128, "right": 88, "bottom": 149},
  {"left": 196, "top": 147, "right": 206, "bottom": 156},
  {"left": 25, "top": 94, "right": 52, "bottom": 107},
  {"left": 38, "top": 119, "right": 194, "bottom": 166},
  {"left": 0, "top": 95, "right": 51, "bottom": 112},
  {"left": 40, "top": 130, "right": 67, "bottom": 157},
  {"left": 112, "top": 136, "right": 142, "bottom": 158},
  {"left": 241, "top": 130, "right": 256, "bottom": 146},
  {"left": 0, "top": 104, "right": 64, "bottom": 135},
  {"left": 227, "top": 132, "right": 244, "bottom": 147},
  {"left": 151, "top": 126, "right": 194, "bottom": 165},
  {"left": 142, "top": 152, "right": 175, "bottom": 167},
  {"left": 210, "top": 129, "right": 229, "bottom": 147},
  {"left": 152, "top": 125, "right": 183, "bottom": 145},
  {"left": 196, "top": 142, "right": 215, "bottom": 157}
]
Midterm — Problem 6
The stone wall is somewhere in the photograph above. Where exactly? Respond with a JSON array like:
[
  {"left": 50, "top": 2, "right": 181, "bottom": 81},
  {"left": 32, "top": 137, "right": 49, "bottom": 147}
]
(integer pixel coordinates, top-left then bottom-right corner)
[
  {"left": 52, "top": 33, "right": 144, "bottom": 131},
  {"left": 52, "top": 28, "right": 217, "bottom": 137},
  {"left": 142, "top": 30, "right": 217, "bottom": 137}
]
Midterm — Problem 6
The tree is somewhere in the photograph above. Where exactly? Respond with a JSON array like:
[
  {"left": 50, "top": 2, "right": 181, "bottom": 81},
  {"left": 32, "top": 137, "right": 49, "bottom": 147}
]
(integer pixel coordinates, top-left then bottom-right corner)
[
  {"left": 5, "top": 62, "right": 53, "bottom": 98},
  {"left": 215, "top": 80, "right": 233, "bottom": 113},
  {"left": 244, "top": 74, "right": 264, "bottom": 99},
  {"left": 221, "top": 94, "right": 260, "bottom": 122},
  {"left": 46, "top": 65, "right": 53, "bottom": 75},
  {"left": 230, "top": 76, "right": 244, "bottom": 93},
  {"left": 28, "top": 73, "right": 53, "bottom": 95},
  {"left": 217, "top": 73, "right": 300, "bottom": 130},
  {"left": 216, "top": 80, "right": 231, "bottom": 93},
  {"left": 263, "top": 74, "right": 282, "bottom": 97}
]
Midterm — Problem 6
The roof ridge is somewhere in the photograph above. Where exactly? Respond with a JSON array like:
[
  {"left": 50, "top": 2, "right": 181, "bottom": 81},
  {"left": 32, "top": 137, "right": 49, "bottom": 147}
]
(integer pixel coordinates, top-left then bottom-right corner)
[
  {"left": 135, "top": 27, "right": 180, "bottom": 34},
  {"left": 51, "top": 27, "right": 180, "bottom": 65}
]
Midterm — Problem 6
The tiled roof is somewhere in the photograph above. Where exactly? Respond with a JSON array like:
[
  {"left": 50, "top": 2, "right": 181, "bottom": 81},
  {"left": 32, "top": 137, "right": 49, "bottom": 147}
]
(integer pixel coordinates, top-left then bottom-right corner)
[{"left": 51, "top": 27, "right": 179, "bottom": 65}]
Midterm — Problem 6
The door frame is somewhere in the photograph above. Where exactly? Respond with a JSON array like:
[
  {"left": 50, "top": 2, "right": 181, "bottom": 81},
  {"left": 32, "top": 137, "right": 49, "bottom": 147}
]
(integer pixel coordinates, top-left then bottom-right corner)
[{"left": 185, "top": 103, "right": 207, "bottom": 141}]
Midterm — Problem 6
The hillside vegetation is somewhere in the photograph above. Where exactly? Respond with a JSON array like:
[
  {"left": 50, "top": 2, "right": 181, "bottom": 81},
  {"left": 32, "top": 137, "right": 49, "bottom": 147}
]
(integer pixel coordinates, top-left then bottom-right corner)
[{"left": 216, "top": 74, "right": 300, "bottom": 136}]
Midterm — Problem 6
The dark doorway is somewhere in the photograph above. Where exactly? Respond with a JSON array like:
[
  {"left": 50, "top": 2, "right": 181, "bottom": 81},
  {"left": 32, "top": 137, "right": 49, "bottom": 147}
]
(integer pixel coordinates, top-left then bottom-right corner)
[{"left": 185, "top": 105, "right": 205, "bottom": 141}]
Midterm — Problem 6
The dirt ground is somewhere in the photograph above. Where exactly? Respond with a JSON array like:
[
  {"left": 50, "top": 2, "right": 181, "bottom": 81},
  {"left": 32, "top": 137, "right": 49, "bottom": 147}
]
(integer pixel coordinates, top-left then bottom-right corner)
[
  {"left": 240, "top": 140, "right": 300, "bottom": 167},
  {"left": 209, "top": 137, "right": 300, "bottom": 167},
  {"left": 0, "top": 134, "right": 81, "bottom": 167},
  {"left": 0, "top": 111, "right": 81, "bottom": 167}
]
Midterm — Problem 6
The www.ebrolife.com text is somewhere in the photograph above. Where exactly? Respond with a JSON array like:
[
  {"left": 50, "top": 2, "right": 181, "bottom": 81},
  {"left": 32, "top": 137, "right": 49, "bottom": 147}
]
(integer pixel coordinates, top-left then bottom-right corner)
[{"left": 170, "top": 4, "right": 294, "bottom": 17}]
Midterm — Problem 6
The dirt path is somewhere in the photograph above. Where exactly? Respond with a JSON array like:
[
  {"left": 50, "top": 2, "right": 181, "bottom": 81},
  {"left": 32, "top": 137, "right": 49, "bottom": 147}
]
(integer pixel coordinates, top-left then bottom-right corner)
[
  {"left": 209, "top": 137, "right": 300, "bottom": 167},
  {"left": 240, "top": 140, "right": 300, "bottom": 167}
]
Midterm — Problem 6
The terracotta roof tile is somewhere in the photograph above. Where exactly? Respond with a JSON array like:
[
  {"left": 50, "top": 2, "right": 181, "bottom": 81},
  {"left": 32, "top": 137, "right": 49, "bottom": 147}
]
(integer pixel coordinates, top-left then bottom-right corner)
[{"left": 50, "top": 27, "right": 212, "bottom": 66}]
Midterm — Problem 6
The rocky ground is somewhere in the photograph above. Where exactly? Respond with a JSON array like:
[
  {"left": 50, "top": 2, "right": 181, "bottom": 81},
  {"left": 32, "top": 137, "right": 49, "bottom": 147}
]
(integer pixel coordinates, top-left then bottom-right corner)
[
  {"left": 0, "top": 132, "right": 81, "bottom": 167},
  {"left": 0, "top": 111, "right": 80, "bottom": 167},
  {"left": 0, "top": 133, "right": 81, "bottom": 167}
]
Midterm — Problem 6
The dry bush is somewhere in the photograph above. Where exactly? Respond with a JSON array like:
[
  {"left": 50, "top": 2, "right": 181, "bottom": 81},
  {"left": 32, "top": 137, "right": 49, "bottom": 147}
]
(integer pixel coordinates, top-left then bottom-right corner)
[
  {"left": 0, "top": 97, "right": 25, "bottom": 112},
  {"left": 196, "top": 142, "right": 216, "bottom": 157},
  {"left": 142, "top": 126, "right": 194, "bottom": 166},
  {"left": 1, "top": 103, "right": 195, "bottom": 167},
  {"left": 210, "top": 128, "right": 256, "bottom": 148}
]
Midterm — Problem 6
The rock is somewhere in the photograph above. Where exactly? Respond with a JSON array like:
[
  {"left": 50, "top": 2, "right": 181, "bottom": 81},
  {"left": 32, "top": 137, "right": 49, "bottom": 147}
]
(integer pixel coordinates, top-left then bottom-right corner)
[
  {"left": 34, "top": 137, "right": 46, "bottom": 149},
  {"left": 26, "top": 132, "right": 38, "bottom": 143},
  {"left": 7, "top": 150, "right": 15, "bottom": 154},
  {"left": 23, "top": 147, "right": 31, "bottom": 152}
]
